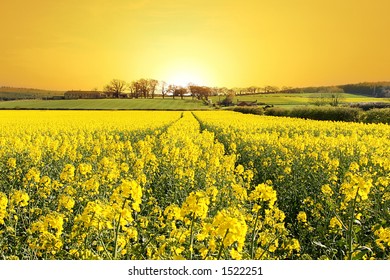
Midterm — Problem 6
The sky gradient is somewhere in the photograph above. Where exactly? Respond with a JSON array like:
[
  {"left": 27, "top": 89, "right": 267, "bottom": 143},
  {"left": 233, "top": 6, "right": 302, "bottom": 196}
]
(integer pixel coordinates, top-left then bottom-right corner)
[{"left": 1, "top": 0, "right": 389, "bottom": 90}]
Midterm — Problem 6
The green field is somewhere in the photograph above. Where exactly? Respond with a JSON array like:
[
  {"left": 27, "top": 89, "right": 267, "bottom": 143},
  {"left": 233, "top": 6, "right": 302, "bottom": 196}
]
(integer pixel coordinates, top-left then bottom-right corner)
[
  {"left": 0, "top": 92, "right": 388, "bottom": 110},
  {"left": 0, "top": 87, "right": 65, "bottom": 99},
  {"left": 0, "top": 98, "right": 209, "bottom": 110},
  {"left": 211, "top": 93, "right": 390, "bottom": 107}
]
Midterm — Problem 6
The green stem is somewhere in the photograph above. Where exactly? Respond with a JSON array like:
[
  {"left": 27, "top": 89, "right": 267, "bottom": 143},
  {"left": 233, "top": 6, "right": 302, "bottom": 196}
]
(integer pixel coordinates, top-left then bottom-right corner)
[
  {"left": 217, "top": 229, "right": 229, "bottom": 260},
  {"left": 114, "top": 199, "right": 127, "bottom": 259},
  {"left": 258, "top": 232, "right": 282, "bottom": 260},
  {"left": 139, "top": 235, "right": 156, "bottom": 260},
  {"left": 84, "top": 212, "right": 96, "bottom": 250},
  {"left": 250, "top": 208, "right": 261, "bottom": 259},
  {"left": 98, "top": 232, "right": 112, "bottom": 260},
  {"left": 189, "top": 212, "right": 196, "bottom": 260},
  {"left": 347, "top": 189, "right": 359, "bottom": 260}
]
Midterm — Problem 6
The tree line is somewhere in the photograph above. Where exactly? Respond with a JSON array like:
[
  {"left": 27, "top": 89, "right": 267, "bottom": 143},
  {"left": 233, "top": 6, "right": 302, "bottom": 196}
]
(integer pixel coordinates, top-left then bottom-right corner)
[
  {"left": 102, "top": 79, "right": 285, "bottom": 100},
  {"left": 279, "top": 82, "right": 390, "bottom": 97},
  {"left": 104, "top": 78, "right": 216, "bottom": 100},
  {"left": 102, "top": 78, "right": 390, "bottom": 101}
]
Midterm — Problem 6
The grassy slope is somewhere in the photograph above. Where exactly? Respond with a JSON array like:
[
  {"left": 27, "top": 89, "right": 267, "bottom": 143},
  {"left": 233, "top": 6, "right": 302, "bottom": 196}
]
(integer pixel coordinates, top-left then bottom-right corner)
[
  {"left": 0, "top": 98, "right": 209, "bottom": 110},
  {"left": 0, "top": 87, "right": 65, "bottom": 99},
  {"left": 211, "top": 93, "right": 390, "bottom": 107}
]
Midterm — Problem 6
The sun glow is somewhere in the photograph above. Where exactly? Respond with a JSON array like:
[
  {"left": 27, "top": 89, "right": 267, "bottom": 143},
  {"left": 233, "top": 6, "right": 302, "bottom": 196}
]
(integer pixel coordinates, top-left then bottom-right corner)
[
  {"left": 167, "top": 71, "right": 205, "bottom": 87},
  {"left": 1, "top": 1, "right": 390, "bottom": 90},
  {"left": 164, "top": 58, "right": 209, "bottom": 87}
]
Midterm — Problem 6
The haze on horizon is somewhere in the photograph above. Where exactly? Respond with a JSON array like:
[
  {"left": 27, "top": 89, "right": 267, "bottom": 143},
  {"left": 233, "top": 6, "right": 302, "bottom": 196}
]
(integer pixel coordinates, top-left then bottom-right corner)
[{"left": 1, "top": 0, "right": 389, "bottom": 91}]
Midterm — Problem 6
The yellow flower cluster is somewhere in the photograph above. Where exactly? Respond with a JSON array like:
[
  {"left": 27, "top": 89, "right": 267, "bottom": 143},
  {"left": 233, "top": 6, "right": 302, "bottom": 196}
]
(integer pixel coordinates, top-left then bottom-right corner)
[
  {"left": 58, "top": 194, "right": 75, "bottom": 212},
  {"left": 211, "top": 208, "right": 247, "bottom": 256},
  {"left": 194, "top": 111, "right": 390, "bottom": 260},
  {"left": 249, "top": 183, "right": 277, "bottom": 208},
  {"left": 0, "top": 110, "right": 388, "bottom": 260},
  {"left": 374, "top": 227, "right": 390, "bottom": 251},
  {"left": 10, "top": 190, "right": 30, "bottom": 209},
  {"left": 329, "top": 217, "right": 343, "bottom": 230},
  {"left": 0, "top": 192, "right": 8, "bottom": 225},
  {"left": 28, "top": 212, "right": 64, "bottom": 256},
  {"left": 297, "top": 211, "right": 307, "bottom": 224},
  {"left": 181, "top": 191, "right": 210, "bottom": 219}
]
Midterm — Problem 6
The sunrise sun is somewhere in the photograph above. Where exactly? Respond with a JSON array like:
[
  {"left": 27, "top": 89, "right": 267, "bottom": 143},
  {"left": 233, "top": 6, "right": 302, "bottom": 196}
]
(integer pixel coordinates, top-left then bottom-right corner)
[{"left": 167, "top": 71, "right": 205, "bottom": 87}]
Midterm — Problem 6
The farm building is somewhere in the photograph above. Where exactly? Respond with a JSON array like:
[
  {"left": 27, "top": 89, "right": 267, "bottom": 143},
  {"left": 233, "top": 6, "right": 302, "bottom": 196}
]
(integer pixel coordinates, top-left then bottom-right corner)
[{"left": 64, "top": 91, "right": 104, "bottom": 99}]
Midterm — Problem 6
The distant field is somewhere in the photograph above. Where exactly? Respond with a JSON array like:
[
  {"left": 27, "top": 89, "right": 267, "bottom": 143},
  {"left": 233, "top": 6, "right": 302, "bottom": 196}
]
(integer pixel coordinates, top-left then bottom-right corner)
[
  {"left": 1, "top": 93, "right": 388, "bottom": 110},
  {"left": 0, "top": 98, "right": 209, "bottom": 110},
  {"left": 0, "top": 87, "right": 65, "bottom": 99},
  {"left": 211, "top": 93, "right": 390, "bottom": 107}
]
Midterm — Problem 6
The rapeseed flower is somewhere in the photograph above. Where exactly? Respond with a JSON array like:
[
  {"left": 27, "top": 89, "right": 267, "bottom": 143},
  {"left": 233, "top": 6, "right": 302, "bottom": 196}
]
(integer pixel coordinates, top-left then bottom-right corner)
[
  {"left": 10, "top": 190, "right": 29, "bottom": 208},
  {"left": 60, "top": 164, "right": 75, "bottom": 182},
  {"left": 58, "top": 194, "right": 75, "bottom": 212},
  {"left": 297, "top": 211, "right": 307, "bottom": 224},
  {"left": 181, "top": 191, "right": 209, "bottom": 219},
  {"left": 7, "top": 157, "right": 16, "bottom": 169},
  {"left": 78, "top": 163, "right": 92, "bottom": 176},
  {"left": 0, "top": 192, "right": 8, "bottom": 224},
  {"left": 374, "top": 227, "right": 390, "bottom": 250},
  {"left": 321, "top": 184, "right": 334, "bottom": 196},
  {"left": 329, "top": 217, "right": 343, "bottom": 230},
  {"left": 249, "top": 183, "right": 277, "bottom": 207},
  {"left": 211, "top": 208, "right": 247, "bottom": 251}
]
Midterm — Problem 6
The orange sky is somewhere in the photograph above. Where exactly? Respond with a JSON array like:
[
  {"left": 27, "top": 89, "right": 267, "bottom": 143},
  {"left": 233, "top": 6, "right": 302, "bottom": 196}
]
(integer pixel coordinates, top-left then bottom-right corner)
[{"left": 1, "top": 0, "right": 389, "bottom": 90}]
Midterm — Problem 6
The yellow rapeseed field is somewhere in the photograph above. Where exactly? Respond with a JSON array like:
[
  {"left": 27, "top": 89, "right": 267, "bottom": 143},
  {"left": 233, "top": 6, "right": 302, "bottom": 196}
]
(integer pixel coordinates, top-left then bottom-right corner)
[{"left": 0, "top": 110, "right": 389, "bottom": 260}]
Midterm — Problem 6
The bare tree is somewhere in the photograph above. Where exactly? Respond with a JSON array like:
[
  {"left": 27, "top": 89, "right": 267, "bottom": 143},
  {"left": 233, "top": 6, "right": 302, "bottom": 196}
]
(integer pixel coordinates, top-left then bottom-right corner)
[
  {"left": 220, "top": 89, "right": 235, "bottom": 106},
  {"left": 174, "top": 86, "right": 188, "bottom": 100},
  {"left": 167, "top": 84, "right": 177, "bottom": 99},
  {"left": 264, "top": 85, "right": 279, "bottom": 93},
  {"left": 148, "top": 79, "right": 159, "bottom": 99},
  {"left": 189, "top": 85, "right": 212, "bottom": 100},
  {"left": 130, "top": 78, "right": 159, "bottom": 99},
  {"left": 104, "top": 79, "right": 127, "bottom": 98},
  {"left": 128, "top": 82, "right": 137, "bottom": 98},
  {"left": 216, "top": 87, "right": 229, "bottom": 96},
  {"left": 130, "top": 80, "right": 141, "bottom": 98},
  {"left": 233, "top": 87, "right": 245, "bottom": 95},
  {"left": 138, "top": 78, "right": 149, "bottom": 98},
  {"left": 280, "top": 86, "right": 294, "bottom": 93},
  {"left": 160, "top": 81, "right": 168, "bottom": 99},
  {"left": 247, "top": 86, "right": 258, "bottom": 94}
]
